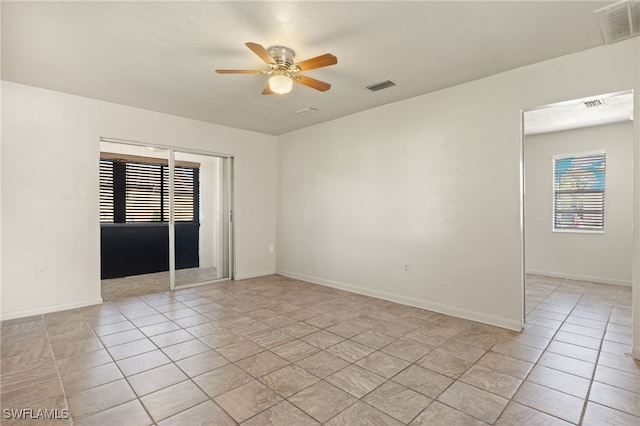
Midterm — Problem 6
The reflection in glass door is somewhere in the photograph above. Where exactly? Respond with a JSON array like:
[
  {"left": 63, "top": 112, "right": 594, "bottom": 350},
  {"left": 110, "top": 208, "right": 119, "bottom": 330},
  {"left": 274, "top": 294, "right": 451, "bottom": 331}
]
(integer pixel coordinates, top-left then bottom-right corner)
[{"left": 171, "top": 151, "right": 233, "bottom": 289}]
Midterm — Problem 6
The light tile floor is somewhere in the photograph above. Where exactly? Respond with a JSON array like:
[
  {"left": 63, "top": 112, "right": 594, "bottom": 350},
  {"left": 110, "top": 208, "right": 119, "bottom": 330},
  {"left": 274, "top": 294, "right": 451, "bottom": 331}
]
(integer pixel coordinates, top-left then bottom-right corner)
[
  {"left": 101, "top": 267, "right": 221, "bottom": 301},
  {"left": 1, "top": 274, "right": 638, "bottom": 425}
]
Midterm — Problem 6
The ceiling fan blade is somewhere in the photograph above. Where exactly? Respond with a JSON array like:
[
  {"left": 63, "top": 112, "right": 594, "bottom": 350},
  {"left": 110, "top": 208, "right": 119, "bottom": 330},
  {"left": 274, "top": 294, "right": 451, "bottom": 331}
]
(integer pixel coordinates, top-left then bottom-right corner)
[
  {"left": 262, "top": 83, "right": 274, "bottom": 95},
  {"left": 245, "top": 42, "right": 275, "bottom": 65},
  {"left": 295, "top": 53, "right": 337, "bottom": 71},
  {"left": 295, "top": 75, "right": 331, "bottom": 92},
  {"left": 215, "top": 69, "right": 264, "bottom": 74}
]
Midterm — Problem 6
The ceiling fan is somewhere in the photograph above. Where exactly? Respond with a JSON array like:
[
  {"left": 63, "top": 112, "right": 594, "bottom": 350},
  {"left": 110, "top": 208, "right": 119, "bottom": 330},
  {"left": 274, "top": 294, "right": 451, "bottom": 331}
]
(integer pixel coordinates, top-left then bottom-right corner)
[{"left": 216, "top": 42, "right": 337, "bottom": 95}]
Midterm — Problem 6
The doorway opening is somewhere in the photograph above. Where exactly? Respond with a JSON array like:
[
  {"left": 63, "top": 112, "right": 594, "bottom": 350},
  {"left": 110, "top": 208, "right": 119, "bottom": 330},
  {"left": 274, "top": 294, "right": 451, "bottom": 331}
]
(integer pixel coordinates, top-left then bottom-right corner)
[
  {"left": 99, "top": 139, "right": 234, "bottom": 300},
  {"left": 521, "top": 90, "right": 634, "bottom": 325}
]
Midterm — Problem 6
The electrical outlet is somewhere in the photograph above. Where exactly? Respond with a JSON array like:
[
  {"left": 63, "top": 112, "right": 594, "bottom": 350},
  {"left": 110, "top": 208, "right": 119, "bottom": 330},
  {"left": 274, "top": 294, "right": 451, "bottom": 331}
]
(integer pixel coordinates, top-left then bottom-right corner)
[
  {"left": 269, "top": 245, "right": 274, "bottom": 253},
  {"left": 36, "top": 266, "right": 47, "bottom": 279},
  {"left": 403, "top": 264, "right": 411, "bottom": 273}
]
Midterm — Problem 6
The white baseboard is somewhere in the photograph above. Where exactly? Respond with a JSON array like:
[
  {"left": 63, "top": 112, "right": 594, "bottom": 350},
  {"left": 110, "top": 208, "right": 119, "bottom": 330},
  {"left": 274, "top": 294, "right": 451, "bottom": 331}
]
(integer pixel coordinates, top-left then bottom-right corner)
[
  {"left": 234, "top": 271, "right": 277, "bottom": 281},
  {"left": 1, "top": 297, "right": 104, "bottom": 321},
  {"left": 526, "top": 269, "right": 632, "bottom": 286},
  {"left": 277, "top": 269, "right": 522, "bottom": 332}
]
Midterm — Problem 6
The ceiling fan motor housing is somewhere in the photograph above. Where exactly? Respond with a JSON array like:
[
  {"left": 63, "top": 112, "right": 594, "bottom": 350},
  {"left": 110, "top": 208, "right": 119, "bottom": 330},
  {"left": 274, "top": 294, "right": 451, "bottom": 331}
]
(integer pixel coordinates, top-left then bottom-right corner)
[{"left": 267, "top": 46, "right": 295, "bottom": 70}]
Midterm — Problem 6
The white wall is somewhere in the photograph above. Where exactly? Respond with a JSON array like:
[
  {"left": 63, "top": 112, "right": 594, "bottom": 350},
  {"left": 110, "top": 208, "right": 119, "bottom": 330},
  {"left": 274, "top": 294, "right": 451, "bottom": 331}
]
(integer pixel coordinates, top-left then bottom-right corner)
[
  {"left": 633, "top": 40, "right": 640, "bottom": 360},
  {"left": 525, "top": 122, "right": 633, "bottom": 285},
  {"left": 0, "top": 77, "right": 3, "bottom": 318},
  {"left": 1, "top": 81, "right": 277, "bottom": 320},
  {"left": 277, "top": 38, "right": 640, "bottom": 331}
]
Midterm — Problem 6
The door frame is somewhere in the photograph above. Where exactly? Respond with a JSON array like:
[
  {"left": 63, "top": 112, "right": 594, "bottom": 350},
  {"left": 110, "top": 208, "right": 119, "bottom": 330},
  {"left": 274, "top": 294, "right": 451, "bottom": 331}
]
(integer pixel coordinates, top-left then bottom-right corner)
[{"left": 99, "top": 137, "right": 235, "bottom": 289}]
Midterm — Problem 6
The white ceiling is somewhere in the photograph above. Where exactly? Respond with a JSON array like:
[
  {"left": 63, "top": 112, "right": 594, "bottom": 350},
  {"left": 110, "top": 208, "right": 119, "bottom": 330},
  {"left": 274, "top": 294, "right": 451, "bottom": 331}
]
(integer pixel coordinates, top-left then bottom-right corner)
[{"left": 1, "top": 1, "right": 618, "bottom": 135}]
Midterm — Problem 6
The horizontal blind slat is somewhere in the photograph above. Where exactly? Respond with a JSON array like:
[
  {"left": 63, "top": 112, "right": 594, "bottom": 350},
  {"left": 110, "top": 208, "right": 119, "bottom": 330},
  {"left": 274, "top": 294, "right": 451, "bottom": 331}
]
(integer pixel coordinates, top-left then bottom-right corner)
[{"left": 125, "top": 162, "right": 163, "bottom": 222}]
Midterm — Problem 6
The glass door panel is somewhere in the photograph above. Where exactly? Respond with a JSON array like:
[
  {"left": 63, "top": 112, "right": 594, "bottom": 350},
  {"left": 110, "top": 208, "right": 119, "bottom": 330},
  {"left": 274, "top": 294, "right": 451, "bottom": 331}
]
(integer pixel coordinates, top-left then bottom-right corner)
[
  {"left": 99, "top": 141, "right": 171, "bottom": 292},
  {"left": 172, "top": 151, "right": 232, "bottom": 288}
]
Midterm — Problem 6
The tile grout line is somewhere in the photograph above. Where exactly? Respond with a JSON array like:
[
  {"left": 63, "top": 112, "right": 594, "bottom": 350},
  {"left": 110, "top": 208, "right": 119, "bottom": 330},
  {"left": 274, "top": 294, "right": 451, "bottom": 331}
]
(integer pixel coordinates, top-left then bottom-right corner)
[
  {"left": 47, "top": 294, "right": 464, "bottom": 424},
  {"left": 20, "top": 275, "right": 634, "bottom": 426},
  {"left": 44, "top": 314, "right": 74, "bottom": 426},
  {"left": 118, "top": 294, "right": 238, "bottom": 425},
  {"left": 478, "top": 277, "right": 564, "bottom": 426},
  {"left": 493, "top": 277, "right": 578, "bottom": 425},
  {"left": 577, "top": 286, "right": 617, "bottom": 425},
  {"left": 78, "top": 304, "right": 159, "bottom": 425},
  {"left": 510, "top": 278, "right": 614, "bottom": 425}
]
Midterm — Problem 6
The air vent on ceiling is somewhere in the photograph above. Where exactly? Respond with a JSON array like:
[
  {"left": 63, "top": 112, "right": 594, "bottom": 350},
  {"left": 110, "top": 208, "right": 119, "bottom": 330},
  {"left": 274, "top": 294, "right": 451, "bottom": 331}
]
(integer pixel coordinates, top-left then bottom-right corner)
[
  {"left": 594, "top": 0, "right": 640, "bottom": 44},
  {"left": 294, "top": 107, "right": 318, "bottom": 115},
  {"left": 583, "top": 99, "right": 603, "bottom": 108},
  {"left": 366, "top": 80, "right": 396, "bottom": 92}
]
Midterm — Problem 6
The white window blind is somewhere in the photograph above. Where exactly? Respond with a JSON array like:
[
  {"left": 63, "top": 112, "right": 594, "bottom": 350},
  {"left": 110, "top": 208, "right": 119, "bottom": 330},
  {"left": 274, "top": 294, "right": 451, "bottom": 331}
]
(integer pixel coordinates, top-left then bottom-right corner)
[
  {"left": 163, "top": 166, "right": 196, "bottom": 222},
  {"left": 125, "top": 162, "right": 163, "bottom": 222},
  {"left": 100, "top": 156, "right": 197, "bottom": 223},
  {"left": 99, "top": 159, "right": 114, "bottom": 223},
  {"left": 553, "top": 152, "right": 606, "bottom": 231}
]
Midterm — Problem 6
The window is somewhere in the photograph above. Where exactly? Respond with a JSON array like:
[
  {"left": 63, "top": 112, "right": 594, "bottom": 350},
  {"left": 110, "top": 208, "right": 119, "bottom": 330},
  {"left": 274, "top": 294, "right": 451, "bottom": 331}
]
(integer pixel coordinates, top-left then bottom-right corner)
[
  {"left": 100, "top": 153, "right": 199, "bottom": 223},
  {"left": 553, "top": 152, "right": 606, "bottom": 232},
  {"left": 99, "top": 159, "right": 114, "bottom": 222}
]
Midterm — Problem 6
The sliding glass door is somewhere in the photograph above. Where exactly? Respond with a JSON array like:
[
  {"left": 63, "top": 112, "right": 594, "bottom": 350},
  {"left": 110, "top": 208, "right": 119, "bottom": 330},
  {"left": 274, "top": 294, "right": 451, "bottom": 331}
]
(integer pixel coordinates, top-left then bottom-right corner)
[{"left": 99, "top": 139, "right": 233, "bottom": 292}]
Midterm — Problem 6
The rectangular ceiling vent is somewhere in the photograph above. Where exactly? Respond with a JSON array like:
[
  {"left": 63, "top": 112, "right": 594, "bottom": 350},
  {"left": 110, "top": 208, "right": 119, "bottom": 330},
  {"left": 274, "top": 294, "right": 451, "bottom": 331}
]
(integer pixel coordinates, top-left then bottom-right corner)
[
  {"left": 366, "top": 80, "right": 396, "bottom": 92},
  {"left": 294, "top": 107, "right": 318, "bottom": 115},
  {"left": 595, "top": 0, "right": 640, "bottom": 44},
  {"left": 583, "top": 99, "right": 603, "bottom": 108}
]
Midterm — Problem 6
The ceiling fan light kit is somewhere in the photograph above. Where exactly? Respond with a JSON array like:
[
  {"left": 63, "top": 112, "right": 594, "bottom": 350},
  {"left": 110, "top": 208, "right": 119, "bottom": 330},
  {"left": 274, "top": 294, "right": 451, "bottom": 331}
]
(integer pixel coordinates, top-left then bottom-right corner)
[
  {"left": 269, "top": 73, "right": 293, "bottom": 94},
  {"left": 216, "top": 42, "right": 337, "bottom": 95}
]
